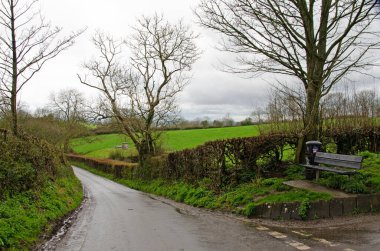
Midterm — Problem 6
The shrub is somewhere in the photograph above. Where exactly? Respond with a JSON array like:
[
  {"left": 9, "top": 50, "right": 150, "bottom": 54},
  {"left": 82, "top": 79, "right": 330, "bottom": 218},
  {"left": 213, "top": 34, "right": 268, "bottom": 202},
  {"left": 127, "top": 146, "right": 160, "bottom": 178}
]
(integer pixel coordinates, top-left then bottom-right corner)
[
  {"left": 0, "top": 159, "right": 35, "bottom": 197},
  {"left": 342, "top": 180, "right": 368, "bottom": 194},
  {"left": 164, "top": 133, "right": 296, "bottom": 189},
  {"left": 298, "top": 199, "right": 311, "bottom": 220},
  {"left": 109, "top": 149, "right": 127, "bottom": 161},
  {"left": 284, "top": 165, "right": 304, "bottom": 180},
  {"left": 0, "top": 133, "right": 66, "bottom": 197},
  {"left": 318, "top": 173, "right": 370, "bottom": 194},
  {"left": 244, "top": 202, "right": 256, "bottom": 217}
]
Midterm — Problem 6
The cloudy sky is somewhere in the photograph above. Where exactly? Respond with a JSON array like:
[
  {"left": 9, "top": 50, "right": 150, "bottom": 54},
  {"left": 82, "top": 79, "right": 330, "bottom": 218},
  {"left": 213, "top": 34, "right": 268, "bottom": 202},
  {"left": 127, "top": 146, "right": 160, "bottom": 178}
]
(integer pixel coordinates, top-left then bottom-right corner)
[{"left": 19, "top": 0, "right": 380, "bottom": 121}]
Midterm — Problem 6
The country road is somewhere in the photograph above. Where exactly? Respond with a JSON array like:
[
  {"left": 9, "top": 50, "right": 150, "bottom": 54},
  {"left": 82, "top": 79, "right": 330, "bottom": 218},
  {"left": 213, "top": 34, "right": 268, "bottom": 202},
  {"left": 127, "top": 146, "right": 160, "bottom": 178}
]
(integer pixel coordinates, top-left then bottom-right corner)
[{"left": 48, "top": 167, "right": 380, "bottom": 251}]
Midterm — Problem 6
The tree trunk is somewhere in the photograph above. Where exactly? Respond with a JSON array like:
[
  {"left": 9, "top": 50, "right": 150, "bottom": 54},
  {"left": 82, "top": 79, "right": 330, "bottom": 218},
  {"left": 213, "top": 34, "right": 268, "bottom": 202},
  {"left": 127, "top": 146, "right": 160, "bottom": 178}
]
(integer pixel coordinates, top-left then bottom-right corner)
[
  {"left": 63, "top": 138, "right": 70, "bottom": 153},
  {"left": 10, "top": 89, "right": 17, "bottom": 136},
  {"left": 295, "top": 84, "right": 321, "bottom": 163},
  {"left": 10, "top": 0, "right": 18, "bottom": 136}
]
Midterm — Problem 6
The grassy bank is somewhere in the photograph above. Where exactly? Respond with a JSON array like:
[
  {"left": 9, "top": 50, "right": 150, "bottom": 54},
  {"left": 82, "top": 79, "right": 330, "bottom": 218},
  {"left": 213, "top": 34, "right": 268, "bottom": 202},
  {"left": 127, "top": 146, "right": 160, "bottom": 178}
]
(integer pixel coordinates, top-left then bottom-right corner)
[
  {"left": 70, "top": 125, "right": 260, "bottom": 158},
  {"left": 0, "top": 169, "right": 83, "bottom": 250},
  {"left": 72, "top": 161, "right": 331, "bottom": 217},
  {"left": 317, "top": 151, "right": 380, "bottom": 194}
]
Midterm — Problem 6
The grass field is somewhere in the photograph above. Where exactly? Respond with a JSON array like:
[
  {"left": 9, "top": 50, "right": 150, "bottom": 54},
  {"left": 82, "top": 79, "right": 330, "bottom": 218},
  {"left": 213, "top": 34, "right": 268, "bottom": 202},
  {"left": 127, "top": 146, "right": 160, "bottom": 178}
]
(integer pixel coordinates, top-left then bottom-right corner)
[{"left": 70, "top": 125, "right": 261, "bottom": 158}]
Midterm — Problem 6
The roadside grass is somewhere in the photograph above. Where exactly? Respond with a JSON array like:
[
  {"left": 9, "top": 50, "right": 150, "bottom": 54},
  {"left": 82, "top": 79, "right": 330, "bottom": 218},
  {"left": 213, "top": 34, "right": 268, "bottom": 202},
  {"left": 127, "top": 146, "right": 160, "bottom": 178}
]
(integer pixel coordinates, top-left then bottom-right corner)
[
  {"left": 0, "top": 170, "right": 83, "bottom": 250},
  {"left": 72, "top": 161, "right": 331, "bottom": 218},
  {"left": 70, "top": 125, "right": 260, "bottom": 158}
]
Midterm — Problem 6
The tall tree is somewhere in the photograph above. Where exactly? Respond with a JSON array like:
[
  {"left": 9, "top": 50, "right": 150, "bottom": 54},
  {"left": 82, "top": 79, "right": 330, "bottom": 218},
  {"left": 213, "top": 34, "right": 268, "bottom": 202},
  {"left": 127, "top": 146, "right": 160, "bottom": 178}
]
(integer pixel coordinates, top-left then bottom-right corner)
[
  {"left": 196, "top": 0, "right": 380, "bottom": 162},
  {"left": 49, "top": 88, "right": 86, "bottom": 123},
  {"left": 48, "top": 88, "right": 87, "bottom": 151},
  {"left": 0, "top": 0, "right": 82, "bottom": 135},
  {"left": 79, "top": 15, "right": 200, "bottom": 163}
]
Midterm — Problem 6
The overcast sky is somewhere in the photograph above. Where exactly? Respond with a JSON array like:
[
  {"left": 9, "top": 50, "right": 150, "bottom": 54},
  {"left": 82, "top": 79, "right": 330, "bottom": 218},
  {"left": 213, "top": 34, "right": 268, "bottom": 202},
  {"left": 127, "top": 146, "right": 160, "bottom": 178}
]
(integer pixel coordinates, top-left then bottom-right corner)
[{"left": 19, "top": 0, "right": 380, "bottom": 121}]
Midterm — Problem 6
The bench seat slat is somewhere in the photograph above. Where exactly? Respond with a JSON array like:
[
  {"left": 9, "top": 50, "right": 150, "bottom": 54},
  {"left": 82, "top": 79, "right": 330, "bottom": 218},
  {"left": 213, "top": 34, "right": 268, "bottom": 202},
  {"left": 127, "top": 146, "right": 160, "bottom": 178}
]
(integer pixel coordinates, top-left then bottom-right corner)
[
  {"left": 301, "top": 152, "right": 363, "bottom": 179},
  {"left": 316, "top": 152, "right": 363, "bottom": 162},
  {"left": 314, "top": 157, "right": 362, "bottom": 169},
  {"left": 302, "top": 164, "right": 357, "bottom": 175},
  {"left": 314, "top": 152, "right": 363, "bottom": 169}
]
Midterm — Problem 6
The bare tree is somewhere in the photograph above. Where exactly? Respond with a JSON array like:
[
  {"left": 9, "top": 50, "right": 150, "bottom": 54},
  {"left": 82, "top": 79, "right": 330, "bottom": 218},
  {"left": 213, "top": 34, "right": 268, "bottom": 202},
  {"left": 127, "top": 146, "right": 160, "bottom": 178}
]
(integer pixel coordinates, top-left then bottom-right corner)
[
  {"left": 47, "top": 88, "right": 87, "bottom": 151},
  {"left": 0, "top": 0, "right": 82, "bottom": 135},
  {"left": 79, "top": 15, "right": 200, "bottom": 163},
  {"left": 49, "top": 88, "right": 86, "bottom": 122},
  {"left": 196, "top": 0, "right": 380, "bottom": 162},
  {"left": 321, "top": 87, "right": 379, "bottom": 129}
]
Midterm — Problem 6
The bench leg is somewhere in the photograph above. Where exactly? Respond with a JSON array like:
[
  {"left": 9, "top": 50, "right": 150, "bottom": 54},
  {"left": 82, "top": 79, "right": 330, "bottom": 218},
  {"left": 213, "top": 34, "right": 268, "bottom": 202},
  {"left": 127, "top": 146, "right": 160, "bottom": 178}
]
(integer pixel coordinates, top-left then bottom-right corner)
[{"left": 316, "top": 170, "right": 320, "bottom": 181}]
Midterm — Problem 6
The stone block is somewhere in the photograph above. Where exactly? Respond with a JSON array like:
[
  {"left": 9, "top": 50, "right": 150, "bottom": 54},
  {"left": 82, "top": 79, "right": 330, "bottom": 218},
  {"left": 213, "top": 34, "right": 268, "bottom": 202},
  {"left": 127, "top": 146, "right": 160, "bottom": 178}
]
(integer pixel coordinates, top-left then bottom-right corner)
[
  {"left": 290, "top": 202, "right": 303, "bottom": 220},
  {"left": 270, "top": 203, "right": 283, "bottom": 220},
  {"left": 281, "top": 203, "right": 294, "bottom": 220},
  {"left": 329, "top": 199, "right": 343, "bottom": 217},
  {"left": 357, "top": 194, "right": 372, "bottom": 213},
  {"left": 255, "top": 204, "right": 272, "bottom": 218},
  {"left": 342, "top": 197, "right": 357, "bottom": 215},
  {"left": 370, "top": 194, "right": 380, "bottom": 212},
  {"left": 310, "top": 200, "right": 330, "bottom": 219}
]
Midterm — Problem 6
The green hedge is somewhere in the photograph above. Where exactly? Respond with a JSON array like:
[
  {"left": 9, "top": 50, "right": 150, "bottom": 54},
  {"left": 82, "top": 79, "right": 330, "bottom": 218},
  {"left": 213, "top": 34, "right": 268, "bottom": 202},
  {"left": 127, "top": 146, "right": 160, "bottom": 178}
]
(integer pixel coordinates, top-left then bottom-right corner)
[
  {"left": 0, "top": 133, "right": 66, "bottom": 198},
  {"left": 66, "top": 154, "right": 138, "bottom": 178},
  {"left": 68, "top": 126, "right": 379, "bottom": 192}
]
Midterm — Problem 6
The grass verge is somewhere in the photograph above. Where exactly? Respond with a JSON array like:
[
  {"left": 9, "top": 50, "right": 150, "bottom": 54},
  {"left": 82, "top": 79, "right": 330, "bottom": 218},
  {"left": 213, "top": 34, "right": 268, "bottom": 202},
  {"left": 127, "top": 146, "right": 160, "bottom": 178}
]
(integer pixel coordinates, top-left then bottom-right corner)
[
  {"left": 0, "top": 169, "right": 83, "bottom": 250},
  {"left": 72, "top": 161, "right": 331, "bottom": 218},
  {"left": 317, "top": 151, "right": 380, "bottom": 194}
]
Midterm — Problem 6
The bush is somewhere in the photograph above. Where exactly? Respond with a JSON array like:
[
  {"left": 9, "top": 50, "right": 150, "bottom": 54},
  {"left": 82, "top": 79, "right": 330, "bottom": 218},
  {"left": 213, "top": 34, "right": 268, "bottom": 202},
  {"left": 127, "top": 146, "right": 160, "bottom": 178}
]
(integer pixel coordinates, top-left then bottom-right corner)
[
  {"left": 0, "top": 133, "right": 66, "bottom": 198},
  {"left": 0, "top": 132, "right": 82, "bottom": 250},
  {"left": 109, "top": 149, "right": 128, "bottom": 161},
  {"left": 164, "top": 134, "right": 296, "bottom": 189},
  {"left": 284, "top": 165, "right": 304, "bottom": 180},
  {"left": 244, "top": 203, "right": 256, "bottom": 217},
  {"left": 342, "top": 180, "right": 368, "bottom": 194},
  {"left": 298, "top": 199, "right": 311, "bottom": 220},
  {"left": 0, "top": 159, "right": 36, "bottom": 197},
  {"left": 318, "top": 173, "right": 370, "bottom": 194}
]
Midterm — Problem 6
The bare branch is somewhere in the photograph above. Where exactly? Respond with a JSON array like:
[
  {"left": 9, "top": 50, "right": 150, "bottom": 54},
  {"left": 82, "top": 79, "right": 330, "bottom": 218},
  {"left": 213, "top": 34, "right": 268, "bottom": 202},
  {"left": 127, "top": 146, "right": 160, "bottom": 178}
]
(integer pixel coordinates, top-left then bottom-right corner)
[
  {"left": 80, "top": 15, "right": 200, "bottom": 159},
  {"left": 0, "top": 0, "right": 83, "bottom": 134}
]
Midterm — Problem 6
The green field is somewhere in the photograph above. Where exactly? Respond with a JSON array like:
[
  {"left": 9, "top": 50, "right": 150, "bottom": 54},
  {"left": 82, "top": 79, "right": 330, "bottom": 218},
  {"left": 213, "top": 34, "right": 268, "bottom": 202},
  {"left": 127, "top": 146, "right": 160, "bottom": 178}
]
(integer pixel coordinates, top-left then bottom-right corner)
[{"left": 70, "top": 125, "right": 260, "bottom": 157}]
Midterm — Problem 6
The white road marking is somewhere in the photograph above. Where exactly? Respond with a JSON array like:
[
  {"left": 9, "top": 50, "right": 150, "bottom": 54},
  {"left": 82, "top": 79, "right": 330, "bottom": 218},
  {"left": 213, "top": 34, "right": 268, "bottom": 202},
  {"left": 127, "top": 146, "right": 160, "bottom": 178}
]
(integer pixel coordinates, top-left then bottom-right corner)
[
  {"left": 313, "top": 237, "right": 339, "bottom": 247},
  {"left": 344, "top": 249, "right": 356, "bottom": 251},
  {"left": 256, "top": 226, "right": 270, "bottom": 231},
  {"left": 269, "top": 231, "right": 287, "bottom": 239},
  {"left": 285, "top": 240, "right": 311, "bottom": 250},
  {"left": 256, "top": 226, "right": 311, "bottom": 250},
  {"left": 292, "top": 230, "right": 312, "bottom": 237}
]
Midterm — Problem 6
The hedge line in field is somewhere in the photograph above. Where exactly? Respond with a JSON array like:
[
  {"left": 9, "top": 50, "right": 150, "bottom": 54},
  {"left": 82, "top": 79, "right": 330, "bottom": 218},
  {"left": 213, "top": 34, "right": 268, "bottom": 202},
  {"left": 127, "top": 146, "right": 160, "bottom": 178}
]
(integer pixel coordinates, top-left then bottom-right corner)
[
  {"left": 69, "top": 126, "right": 379, "bottom": 191},
  {"left": 66, "top": 154, "right": 138, "bottom": 178}
]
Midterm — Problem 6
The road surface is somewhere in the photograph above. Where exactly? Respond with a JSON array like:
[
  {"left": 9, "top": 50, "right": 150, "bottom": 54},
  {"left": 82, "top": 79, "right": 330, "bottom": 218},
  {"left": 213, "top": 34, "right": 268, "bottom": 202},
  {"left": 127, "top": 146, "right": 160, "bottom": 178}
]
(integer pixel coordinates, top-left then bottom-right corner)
[{"left": 50, "top": 167, "right": 380, "bottom": 251}]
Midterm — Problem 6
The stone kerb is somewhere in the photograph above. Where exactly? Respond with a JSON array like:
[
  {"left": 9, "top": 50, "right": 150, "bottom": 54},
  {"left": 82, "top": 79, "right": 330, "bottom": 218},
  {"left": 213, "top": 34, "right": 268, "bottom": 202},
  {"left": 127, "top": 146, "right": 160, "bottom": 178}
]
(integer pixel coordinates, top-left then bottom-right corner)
[{"left": 253, "top": 193, "right": 380, "bottom": 220}]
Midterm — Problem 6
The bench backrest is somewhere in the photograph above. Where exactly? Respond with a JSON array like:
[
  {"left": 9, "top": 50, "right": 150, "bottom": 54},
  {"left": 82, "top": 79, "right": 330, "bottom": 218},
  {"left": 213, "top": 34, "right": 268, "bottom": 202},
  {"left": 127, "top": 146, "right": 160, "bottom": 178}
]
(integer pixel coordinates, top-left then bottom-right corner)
[{"left": 315, "top": 152, "right": 363, "bottom": 169}]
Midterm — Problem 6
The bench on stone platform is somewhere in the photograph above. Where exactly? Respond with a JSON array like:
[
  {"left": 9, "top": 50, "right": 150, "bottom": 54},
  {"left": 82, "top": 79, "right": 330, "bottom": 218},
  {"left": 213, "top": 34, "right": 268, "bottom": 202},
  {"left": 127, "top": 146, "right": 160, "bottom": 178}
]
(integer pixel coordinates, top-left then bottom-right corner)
[{"left": 302, "top": 152, "right": 363, "bottom": 180}]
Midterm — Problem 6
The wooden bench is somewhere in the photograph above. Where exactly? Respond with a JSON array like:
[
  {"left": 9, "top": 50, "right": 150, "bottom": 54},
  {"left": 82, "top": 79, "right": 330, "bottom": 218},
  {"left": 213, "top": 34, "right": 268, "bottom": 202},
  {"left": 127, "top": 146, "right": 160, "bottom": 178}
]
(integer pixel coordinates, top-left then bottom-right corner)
[{"left": 302, "top": 152, "right": 363, "bottom": 180}]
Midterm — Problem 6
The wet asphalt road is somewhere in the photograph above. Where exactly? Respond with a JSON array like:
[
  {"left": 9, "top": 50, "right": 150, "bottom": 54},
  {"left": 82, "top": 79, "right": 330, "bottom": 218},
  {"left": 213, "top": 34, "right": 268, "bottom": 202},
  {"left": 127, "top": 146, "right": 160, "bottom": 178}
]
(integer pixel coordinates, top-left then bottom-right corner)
[{"left": 53, "top": 167, "right": 380, "bottom": 251}]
